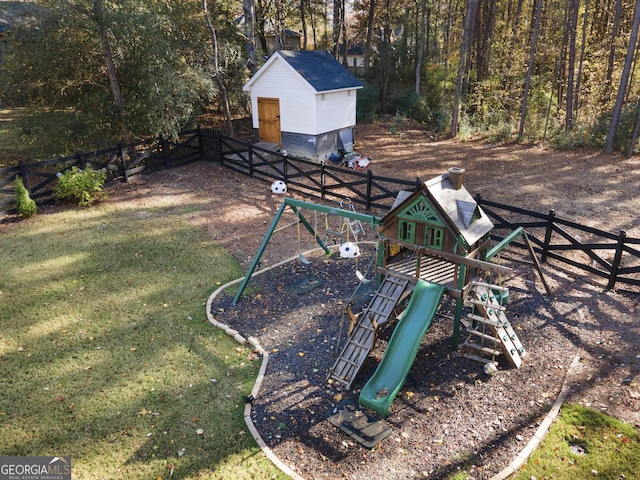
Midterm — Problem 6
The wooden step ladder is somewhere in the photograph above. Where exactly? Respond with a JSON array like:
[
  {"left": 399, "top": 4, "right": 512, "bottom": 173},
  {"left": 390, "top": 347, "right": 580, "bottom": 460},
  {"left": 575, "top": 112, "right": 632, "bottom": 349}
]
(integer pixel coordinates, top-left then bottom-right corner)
[
  {"left": 461, "top": 281, "right": 526, "bottom": 368},
  {"left": 327, "top": 274, "right": 412, "bottom": 389}
]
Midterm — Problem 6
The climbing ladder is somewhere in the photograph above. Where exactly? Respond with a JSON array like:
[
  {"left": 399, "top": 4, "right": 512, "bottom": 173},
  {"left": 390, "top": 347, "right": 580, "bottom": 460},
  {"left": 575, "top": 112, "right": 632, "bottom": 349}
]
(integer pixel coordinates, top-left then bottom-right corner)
[
  {"left": 461, "top": 280, "right": 526, "bottom": 368},
  {"left": 328, "top": 274, "right": 412, "bottom": 388}
]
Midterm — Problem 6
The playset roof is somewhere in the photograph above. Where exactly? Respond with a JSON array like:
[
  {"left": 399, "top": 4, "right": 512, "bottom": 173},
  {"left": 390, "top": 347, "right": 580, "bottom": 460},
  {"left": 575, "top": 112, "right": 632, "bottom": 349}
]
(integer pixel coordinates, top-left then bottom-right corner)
[{"left": 386, "top": 171, "right": 494, "bottom": 248}]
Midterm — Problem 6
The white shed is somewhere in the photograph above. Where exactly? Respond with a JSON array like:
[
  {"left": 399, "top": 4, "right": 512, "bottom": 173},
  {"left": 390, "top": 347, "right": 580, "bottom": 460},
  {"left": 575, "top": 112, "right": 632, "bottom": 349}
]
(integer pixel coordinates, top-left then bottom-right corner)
[{"left": 243, "top": 50, "right": 364, "bottom": 162}]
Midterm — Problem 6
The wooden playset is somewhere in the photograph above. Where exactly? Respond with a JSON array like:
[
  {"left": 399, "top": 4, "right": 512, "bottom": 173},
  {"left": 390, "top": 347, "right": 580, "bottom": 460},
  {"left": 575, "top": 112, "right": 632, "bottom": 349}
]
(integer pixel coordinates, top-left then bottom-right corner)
[{"left": 234, "top": 168, "right": 547, "bottom": 419}]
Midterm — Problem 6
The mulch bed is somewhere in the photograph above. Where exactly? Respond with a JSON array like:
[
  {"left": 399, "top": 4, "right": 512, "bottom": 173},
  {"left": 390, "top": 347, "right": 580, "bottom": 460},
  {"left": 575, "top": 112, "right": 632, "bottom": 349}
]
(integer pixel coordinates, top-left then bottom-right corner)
[{"left": 207, "top": 239, "right": 635, "bottom": 480}]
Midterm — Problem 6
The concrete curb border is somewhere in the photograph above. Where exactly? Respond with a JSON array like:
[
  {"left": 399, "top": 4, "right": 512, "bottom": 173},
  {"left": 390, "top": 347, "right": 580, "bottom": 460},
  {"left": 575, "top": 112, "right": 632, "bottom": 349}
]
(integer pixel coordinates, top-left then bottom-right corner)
[{"left": 205, "top": 246, "right": 581, "bottom": 480}]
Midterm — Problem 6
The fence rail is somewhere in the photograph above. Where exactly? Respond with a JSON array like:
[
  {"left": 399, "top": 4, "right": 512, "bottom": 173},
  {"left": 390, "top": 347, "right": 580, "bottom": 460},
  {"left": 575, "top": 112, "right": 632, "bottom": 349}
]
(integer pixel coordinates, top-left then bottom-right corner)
[
  {"left": 204, "top": 129, "right": 420, "bottom": 210},
  {"left": 476, "top": 196, "right": 640, "bottom": 291},
  {"left": 2, "top": 128, "right": 638, "bottom": 292}
]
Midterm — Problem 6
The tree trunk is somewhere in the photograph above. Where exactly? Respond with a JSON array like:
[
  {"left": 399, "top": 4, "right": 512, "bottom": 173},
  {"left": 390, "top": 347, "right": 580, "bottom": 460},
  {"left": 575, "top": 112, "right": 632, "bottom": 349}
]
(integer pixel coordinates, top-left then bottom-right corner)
[
  {"left": 441, "top": 0, "right": 454, "bottom": 104},
  {"left": 255, "top": 0, "right": 268, "bottom": 54},
  {"left": 565, "top": 0, "right": 579, "bottom": 131},
  {"left": 300, "top": 0, "right": 308, "bottom": 50},
  {"left": 517, "top": 0, "right": 542, "bottom": 140},
  {"left": 451, "top": 0, "right": 477, "bottom": 137},
  {"left": 332, "top": 0, "right": 344, "bottom": 57},
  {"left": 341, "top": 3, "right": 348, "bottom": 65},
  {"left": 203, "top": 0, "right": 234, "bottom": 137},
  {"left": 92, "top": 0, "right": 132, "bottom": 147},
  {"left": 476, "top": 0, "right": 497, "bottom": 83},
  {"left": 364, "top": 0, "right": 376, "bottom": 77},
  {"left": 378, "top": 0, "right": 393, "bottom": 106},
  {"left": 415, "top": 0, "right": 428, "bottom": 94},
  {"left": 275, "top": 0, "right": 285, "bottom": 50},
  {"left": 310, "top": 2, "right": 318, "bottom": 48},
  {"left": 243, "top": 0, "right": 257, "bottom": 73},
  {"left": 574, "top": 0, "right": 589, "bottom": 121},
  {"left": 605, "top": 0, "right": 640, "bottom": 153},
  {"left": 605, "top": 0, "right": 622, "bottom": 101}
]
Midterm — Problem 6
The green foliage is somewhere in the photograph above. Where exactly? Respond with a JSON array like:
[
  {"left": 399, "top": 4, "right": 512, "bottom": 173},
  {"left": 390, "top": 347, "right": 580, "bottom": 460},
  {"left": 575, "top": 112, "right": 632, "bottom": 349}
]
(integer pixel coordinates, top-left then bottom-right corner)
[
  {"left": 357, "top": 84, "right": 380, "bottom": 123},
  {"left": 0, "top": 0, "right": 245, "bottom": 155},
  {"left": 14, "top": 177, "right": 37, "bottom": 217},
  {"left": 590, "top": 103, "right": 640, "bottom": 152},
  {"left": 388, "top": 91, "right": 448, "bottom": 132},
  {"left": 53, "top": 166, "right": 107, "bottom": 207}
]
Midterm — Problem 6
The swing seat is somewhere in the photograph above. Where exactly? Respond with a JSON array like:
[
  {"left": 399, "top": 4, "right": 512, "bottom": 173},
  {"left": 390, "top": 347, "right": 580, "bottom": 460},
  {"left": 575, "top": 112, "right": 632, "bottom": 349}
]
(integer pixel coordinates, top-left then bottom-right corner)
[{"left": 298, "top": 253, "right": 311, "bottom": 264}]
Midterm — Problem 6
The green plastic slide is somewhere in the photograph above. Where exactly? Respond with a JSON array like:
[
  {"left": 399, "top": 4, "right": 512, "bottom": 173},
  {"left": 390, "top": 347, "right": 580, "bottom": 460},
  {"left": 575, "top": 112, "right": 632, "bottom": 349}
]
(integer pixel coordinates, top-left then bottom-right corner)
[{"left": 358, "top": 280, "right": 447, "bottom": 418}]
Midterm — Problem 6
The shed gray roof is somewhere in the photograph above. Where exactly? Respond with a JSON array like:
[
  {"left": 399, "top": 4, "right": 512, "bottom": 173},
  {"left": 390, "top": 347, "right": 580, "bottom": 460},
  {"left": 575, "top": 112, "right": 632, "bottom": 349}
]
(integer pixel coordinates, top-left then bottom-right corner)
[{"left": 278, "top": 50, "right": 363, "bottom": 92}]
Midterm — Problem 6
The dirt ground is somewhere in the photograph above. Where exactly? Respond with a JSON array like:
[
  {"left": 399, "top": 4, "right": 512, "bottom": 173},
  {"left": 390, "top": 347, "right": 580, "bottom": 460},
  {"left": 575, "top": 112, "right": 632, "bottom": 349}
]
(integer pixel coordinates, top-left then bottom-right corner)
[{"left": 5, "top": 118, "right": 639, "bottom": 479}]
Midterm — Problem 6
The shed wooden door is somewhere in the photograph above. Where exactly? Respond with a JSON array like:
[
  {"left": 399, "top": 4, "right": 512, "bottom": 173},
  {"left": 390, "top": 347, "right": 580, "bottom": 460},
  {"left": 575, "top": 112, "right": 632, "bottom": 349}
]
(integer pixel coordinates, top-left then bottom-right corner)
[{"left": 257, "top": 97, "right": 281, "bottom": 144}]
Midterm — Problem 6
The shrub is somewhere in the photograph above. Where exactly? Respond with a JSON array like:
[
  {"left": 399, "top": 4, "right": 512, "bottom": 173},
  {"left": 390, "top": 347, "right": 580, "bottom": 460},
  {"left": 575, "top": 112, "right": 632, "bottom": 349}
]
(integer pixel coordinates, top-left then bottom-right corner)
[
  {"left": 53, "top": 165, "right": 107, "bottom": 206},
  {"left": 356, "top": 84, "right": 379, "bottom": 124},
  {"left": 15, "top": 178, "right": 37, "bottom": 217}
]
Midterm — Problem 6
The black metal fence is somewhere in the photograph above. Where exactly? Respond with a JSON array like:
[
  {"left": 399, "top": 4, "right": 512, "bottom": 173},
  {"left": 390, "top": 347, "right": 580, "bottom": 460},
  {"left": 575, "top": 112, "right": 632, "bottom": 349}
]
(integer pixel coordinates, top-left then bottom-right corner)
[
  {"left": 477, "top": 196, "right": 640, "bottom": 291},
  {"left": 0, "top": 129, "right": 201, "bottom": 214},
  {"left": 2, "top": 128, "right": 638, "bottom": 292},
  {"left": 201, "top": 129, "right": 420, "bottom": 211}
]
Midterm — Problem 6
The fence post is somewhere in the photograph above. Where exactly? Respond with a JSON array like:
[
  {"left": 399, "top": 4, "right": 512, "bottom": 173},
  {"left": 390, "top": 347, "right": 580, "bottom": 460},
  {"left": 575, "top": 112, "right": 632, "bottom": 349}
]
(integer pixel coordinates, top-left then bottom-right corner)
[
  {"left": 77, "top": 151, "right": 87, "bottom": 169},
  {"left": 541, "top": 209, "right": 555, "bottom": 263},
  {"left": 607, "top": 230, "right": 627, "bottom": 290},
  {"left": 197, "top": 124, "right": 204, "bottom": 161},
  {"left": 282, "top": 153, "right": 288, "bottom": 183},
  {"left": 248, "top": 145, "right": 254, "bottom": 177},
  {"left": 18, "top": 160, "right": 32, "bottom": 194},
  {"left": 366, "top": 169, "right": 373, "bottom": 210},
  {"left": 320, "top": 163, "right": 326, "bottom": 200},
  {"left": 119, "top": 143, "right": 129, "bottom": 183}
]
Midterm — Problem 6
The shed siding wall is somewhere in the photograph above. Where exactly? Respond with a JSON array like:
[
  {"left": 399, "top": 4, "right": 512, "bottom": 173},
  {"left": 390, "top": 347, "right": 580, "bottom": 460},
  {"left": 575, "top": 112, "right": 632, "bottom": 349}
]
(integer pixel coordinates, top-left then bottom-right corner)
[
  {"left": 248, "top": 61, "right": 317, "bottom": 132},
  {"left": 315, "top": 90, "right": 358, "bottom": 133}
]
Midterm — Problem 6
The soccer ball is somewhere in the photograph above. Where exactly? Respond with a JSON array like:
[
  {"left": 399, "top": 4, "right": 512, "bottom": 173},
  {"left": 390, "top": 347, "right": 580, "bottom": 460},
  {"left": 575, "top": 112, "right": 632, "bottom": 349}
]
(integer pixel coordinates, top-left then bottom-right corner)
[
  {"left": 483, "top": 363, "right": 498, "bottom": 375},
  {"left": 271, "top": 180, "right": 287, "bottom": 194},
  {"left": 339, "top": 242, "right": 360, "bottom": 258}
]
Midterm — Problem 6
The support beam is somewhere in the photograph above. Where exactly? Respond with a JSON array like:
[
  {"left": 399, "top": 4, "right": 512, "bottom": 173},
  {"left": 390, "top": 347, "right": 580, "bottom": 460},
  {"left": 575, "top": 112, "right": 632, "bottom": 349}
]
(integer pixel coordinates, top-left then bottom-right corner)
[
  {"left": 232, "top": 200, "right": 287, "bottom": 305},
  {"left": 283, "top": 198, "right": 382, "bottom": 227}
]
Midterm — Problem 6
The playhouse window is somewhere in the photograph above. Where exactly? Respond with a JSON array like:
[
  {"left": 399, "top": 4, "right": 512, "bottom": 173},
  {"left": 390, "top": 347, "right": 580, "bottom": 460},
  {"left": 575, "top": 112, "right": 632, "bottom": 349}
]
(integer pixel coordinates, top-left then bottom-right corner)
[
  {"left": 424, "top": 226, "right": 444, "bottom": 250},
  {"left": 399, "top": 220, "right": 416, "bottom": 243}
]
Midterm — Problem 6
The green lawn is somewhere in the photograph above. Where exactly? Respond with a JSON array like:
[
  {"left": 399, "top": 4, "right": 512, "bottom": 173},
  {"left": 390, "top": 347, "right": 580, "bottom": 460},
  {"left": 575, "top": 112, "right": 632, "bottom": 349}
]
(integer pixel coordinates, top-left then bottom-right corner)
[
  {"left": 0, "top": 204, "right": 287, "bottom": 479},
  {"left": 514, "top": 403, "right": 640, "bottom": 480}
]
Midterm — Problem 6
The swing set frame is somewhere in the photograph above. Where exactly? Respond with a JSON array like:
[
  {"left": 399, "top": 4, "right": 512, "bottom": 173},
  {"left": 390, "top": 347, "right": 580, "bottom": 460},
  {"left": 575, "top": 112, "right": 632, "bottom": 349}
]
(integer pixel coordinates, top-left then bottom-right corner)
[{"left": 232, "top": 198, "right": 382, "bottom": 305}]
